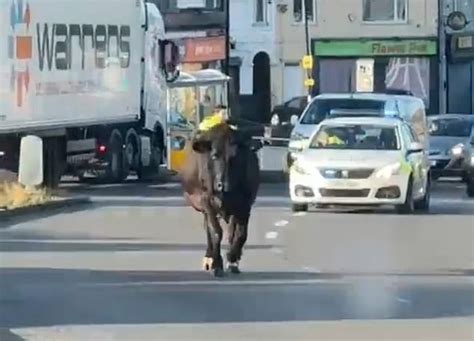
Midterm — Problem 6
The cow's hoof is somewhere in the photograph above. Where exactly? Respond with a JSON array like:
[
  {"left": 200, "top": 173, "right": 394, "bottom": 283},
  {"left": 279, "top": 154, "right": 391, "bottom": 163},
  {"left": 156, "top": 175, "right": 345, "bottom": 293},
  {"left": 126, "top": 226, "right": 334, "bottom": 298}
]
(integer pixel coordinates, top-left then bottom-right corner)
[
  {"left": 213, "top": 267, "right": 225, "bottom": 278},
  {"left": 202, "top": 257, "right": 213, "bottom": 271},
  {"left": 227, "top": 263, "right": 240, "bottom": 274}
]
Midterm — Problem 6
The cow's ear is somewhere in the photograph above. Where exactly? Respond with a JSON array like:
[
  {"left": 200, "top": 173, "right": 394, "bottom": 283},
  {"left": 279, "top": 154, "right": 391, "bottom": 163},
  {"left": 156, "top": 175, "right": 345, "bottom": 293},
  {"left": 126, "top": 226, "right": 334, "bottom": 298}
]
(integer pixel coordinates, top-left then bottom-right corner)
[{"left": 192, "top": 133, "right": 212, "bottom": 153}]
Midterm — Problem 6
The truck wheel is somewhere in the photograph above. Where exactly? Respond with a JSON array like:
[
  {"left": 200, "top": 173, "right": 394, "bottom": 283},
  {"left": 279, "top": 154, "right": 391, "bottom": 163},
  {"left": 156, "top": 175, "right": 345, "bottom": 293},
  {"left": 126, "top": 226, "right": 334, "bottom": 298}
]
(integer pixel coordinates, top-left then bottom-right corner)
[
  {"left": 291, "top": 203, "right": 308, "bottom": 212},
  {"left": 137, "top": 131, "right": 162, "bottom": 181},
  {"left": 105, "top": 131, "right": 126, "bottom": 183},
  {"left": 124, "top": 129, "right": 140, "bottom": 173},
  {"left": 43, "top": 137, "right": 66, "bottom": 189},
  {"left": 415, "top": 177, "right": 431, "bottom": 212}
]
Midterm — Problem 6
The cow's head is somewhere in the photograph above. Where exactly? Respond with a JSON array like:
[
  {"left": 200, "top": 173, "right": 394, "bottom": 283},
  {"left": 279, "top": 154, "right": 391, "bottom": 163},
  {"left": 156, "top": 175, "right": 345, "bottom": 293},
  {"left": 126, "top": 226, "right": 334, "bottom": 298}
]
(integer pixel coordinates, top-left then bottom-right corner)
[{"left": 192, "top": 123, "right": 237, "bottom": 193}]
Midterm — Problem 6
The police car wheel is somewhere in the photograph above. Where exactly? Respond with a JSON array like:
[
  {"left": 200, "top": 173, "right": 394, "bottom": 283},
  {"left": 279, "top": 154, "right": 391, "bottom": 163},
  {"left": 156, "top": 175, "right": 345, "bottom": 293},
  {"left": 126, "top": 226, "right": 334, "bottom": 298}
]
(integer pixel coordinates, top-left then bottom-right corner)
[
  {"left": 414, "top": 177, "right": 431, "bottom": 212},
  {"left": 397, "top": 177, "right": 415, "bottom": 214},
  {"left": 292, "top": 203, "right": 308, "bottom": 212}
]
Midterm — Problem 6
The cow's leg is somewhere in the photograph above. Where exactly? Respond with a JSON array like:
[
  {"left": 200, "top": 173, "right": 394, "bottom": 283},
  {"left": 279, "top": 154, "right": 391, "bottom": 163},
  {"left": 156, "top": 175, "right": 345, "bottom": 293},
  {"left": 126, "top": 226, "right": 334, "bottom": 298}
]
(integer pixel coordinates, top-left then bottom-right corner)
[
  {"left": 202, "top": 214, "right": 213, "bottom": 271},
  {"left": 227, "top": 210, "right": 250, "bottom": 274},
  {"left": 207, "top": 211, "right": 224, "bottom": 277},
  {"left": 227, "top": 215, "right": 236, "bottom": 245}
]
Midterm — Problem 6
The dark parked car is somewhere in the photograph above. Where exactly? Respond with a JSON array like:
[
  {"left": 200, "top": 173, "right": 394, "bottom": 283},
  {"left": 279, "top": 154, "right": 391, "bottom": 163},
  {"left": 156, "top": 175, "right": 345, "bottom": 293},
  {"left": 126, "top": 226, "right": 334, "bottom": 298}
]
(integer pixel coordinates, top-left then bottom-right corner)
[
  {"left": 270, "top": 96, "right": 308, "bottom": 125},
  {"left": 266, "top": 96, "right": 308, "bottom": 146}
]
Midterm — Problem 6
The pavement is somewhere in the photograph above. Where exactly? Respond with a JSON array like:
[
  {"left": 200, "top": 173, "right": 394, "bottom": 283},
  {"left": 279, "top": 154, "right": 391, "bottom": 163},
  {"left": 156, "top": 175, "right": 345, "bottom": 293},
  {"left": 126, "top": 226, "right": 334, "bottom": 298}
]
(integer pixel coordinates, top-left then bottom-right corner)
[{"left": 0, "top": 179, "right": 473, "bottom": 340}]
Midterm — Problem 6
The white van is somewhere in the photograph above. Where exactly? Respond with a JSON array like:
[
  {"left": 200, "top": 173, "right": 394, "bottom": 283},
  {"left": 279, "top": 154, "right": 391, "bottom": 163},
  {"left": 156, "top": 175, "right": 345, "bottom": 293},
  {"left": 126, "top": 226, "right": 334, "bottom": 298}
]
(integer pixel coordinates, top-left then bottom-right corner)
[{"left": 288, "top": 93, "right": 429, "bottom": 153}]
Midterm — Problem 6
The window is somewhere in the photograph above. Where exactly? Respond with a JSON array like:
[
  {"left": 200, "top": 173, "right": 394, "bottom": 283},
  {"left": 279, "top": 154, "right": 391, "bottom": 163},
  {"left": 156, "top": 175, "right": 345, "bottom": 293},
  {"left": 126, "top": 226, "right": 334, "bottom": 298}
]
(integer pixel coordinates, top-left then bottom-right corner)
[
  {"left": 400, "top": 125, "right": 414, "bottom": 147},
  {"left": 310, "top": 124, "right": 400, "bottom": 150},
  {"left": 293, "top": 0, "right": 315, "bottom": 23},
  {"left": 168, "top": 0, "right": 223, "bottom": 11},
  {"left": 363, "top": 0, "right": 407, "bottom": 22},
  {"left": 407, "top": 125, "right": 420, "bottom": 143},
  {"left": 300, "top": 98, "right": 386, "bottom": 125},
  {"left": 288, "top": 98, "right": 301, "bottom": 108},
  {"left": 255, "top": 0, "right": 269, "bottom": 24}
]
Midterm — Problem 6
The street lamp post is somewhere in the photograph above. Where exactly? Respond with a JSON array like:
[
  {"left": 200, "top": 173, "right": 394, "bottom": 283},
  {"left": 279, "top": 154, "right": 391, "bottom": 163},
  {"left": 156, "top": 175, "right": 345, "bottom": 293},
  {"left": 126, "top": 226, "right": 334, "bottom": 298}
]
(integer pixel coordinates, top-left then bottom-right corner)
[
  {"left": 303, "top": 3, "right": 312, "bottom": 102},
  {"left": 224, "top": 0, "right": 232, "bottom": 116},
  {"left": 225, "top": 0, "right": 230, "bottom": 75}
]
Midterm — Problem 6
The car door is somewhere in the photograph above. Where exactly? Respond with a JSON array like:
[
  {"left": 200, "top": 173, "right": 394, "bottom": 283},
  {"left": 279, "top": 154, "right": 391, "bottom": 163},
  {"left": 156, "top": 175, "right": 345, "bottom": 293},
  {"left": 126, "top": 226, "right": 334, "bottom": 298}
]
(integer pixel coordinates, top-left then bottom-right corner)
[
  {"left": 401, "top": 124, "right": 426, "bottom": 197},
  {"left": 287, "top": 97, "right": 304, "bottom": 120}
]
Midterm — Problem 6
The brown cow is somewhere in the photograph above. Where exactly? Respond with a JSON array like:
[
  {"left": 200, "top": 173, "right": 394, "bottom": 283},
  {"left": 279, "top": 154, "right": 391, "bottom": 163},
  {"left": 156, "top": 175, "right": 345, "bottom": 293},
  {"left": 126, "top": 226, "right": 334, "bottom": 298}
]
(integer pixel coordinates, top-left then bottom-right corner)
[{"left": 180, "top": 122, "right": 261, "bottom": 277}]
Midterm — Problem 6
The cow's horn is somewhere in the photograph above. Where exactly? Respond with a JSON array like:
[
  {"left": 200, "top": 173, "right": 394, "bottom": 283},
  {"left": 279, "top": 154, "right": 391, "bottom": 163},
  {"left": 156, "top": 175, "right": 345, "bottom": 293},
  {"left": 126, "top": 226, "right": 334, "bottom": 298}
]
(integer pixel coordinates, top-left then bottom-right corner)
[{"left": 229, "top": 124, "right": 238, "bottom": 130}]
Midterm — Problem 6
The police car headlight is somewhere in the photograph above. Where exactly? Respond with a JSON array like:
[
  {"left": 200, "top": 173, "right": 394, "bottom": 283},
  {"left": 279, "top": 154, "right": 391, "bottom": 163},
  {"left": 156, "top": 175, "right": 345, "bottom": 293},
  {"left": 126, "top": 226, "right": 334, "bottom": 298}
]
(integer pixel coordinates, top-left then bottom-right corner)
[
  {"left": 375, "top": 162, "right": 401, "bottom": 179},
  {"left": 289, "top": 140, "right": 308, "bottom": 151},
  {"left": 450, "top": 143, "right": 464, "bottom": 157},
  {"left": 292, "top": 158, "right": 312, "bottom": 175},
  {"left": 290, "top": 132, "right": 305, "bottom": 140}
]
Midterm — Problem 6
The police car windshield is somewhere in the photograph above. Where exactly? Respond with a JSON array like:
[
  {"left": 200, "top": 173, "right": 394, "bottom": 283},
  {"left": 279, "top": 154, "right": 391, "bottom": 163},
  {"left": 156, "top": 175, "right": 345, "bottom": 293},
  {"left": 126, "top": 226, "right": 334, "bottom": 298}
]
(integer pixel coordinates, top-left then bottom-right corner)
[
  {"left": 300, "top": 99, "right": 386, "bottom": 125},
  {"left": 310, "top": 124, "right": 400, "bottom": 150}
]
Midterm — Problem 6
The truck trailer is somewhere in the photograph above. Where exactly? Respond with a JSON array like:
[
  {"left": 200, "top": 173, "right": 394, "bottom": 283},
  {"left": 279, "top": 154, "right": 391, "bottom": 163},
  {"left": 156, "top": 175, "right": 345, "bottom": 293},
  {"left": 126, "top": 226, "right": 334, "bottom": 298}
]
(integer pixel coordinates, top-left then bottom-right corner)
[{"left": 0, "top": 0, "right": 180, "bottom": 187}]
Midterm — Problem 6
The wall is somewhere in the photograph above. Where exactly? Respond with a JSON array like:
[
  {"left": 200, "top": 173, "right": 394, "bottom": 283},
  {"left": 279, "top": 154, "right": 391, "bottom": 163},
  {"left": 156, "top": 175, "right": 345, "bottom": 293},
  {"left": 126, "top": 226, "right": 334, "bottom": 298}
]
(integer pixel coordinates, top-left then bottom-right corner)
[
  {"left": 280, "top": 0, "right": 438, "bottom": 62},
  {"left": 442, "top": 0, "right": 474, "bottom": 114},
  {"left": 230, "top": 0, "right": 280, "bottom": 102}
]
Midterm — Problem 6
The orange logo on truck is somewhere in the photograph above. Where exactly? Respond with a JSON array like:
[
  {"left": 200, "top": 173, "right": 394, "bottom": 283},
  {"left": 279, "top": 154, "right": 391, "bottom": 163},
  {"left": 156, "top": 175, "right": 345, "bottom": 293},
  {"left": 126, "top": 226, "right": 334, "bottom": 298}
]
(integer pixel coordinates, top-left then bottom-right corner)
[{"left": 8, "top": 0, "right": 32, "bottom": 107}]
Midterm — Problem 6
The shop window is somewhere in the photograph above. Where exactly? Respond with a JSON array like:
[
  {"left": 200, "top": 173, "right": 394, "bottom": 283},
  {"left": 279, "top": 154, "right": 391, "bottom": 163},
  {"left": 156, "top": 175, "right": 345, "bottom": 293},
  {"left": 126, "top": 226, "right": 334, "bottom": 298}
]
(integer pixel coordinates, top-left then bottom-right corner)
[
  {"left": 318, "top": 59, "right": 357, "bottom": 93},
  {"left": 255, "top": 0, "right": 269, "bottom": 24},
  {"left": 167, "top": 0, "right": 222, "bottom": 10},
  {"left": 293, "top": 0, "right": 316, "bottom": 23},
  {"left": 363, "top": 0, "right": 407, "bottom": 23},
  {"left": 384, "top": 57, "right": 430, "bottom": 108}
]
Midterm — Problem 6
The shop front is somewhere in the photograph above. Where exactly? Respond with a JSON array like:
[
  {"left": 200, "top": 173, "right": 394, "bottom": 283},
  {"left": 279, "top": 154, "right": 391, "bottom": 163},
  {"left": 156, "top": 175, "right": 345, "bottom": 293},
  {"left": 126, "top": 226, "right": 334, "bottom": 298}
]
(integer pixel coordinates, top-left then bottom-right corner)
[
  {"left": 312, "top": 38, "right": 438, "bottom": 115},
  {"left": 178, "top": 35, "right": 226, "bottom": 72},
  {"left": 447, "top": 33, "right": 474, "bottom": 114}
]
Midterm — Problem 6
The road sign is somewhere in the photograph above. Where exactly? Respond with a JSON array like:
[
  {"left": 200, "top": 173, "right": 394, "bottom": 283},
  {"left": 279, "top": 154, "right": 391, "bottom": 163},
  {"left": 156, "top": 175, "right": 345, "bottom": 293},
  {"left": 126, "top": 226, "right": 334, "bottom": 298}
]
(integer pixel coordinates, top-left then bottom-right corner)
[
  {"left": 301, "top": 55, "right": 313, "bottom": 69},
  {"left": 304, "top": 78, "right": 315, "bottom": 87}
]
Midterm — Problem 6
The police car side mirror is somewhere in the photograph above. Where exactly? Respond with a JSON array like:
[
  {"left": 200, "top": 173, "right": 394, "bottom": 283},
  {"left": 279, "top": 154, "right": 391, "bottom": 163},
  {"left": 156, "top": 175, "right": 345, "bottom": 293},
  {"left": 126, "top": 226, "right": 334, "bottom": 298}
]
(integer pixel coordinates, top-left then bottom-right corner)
[{"left": 407, "top": 142, "right": 423, "bottom": 155}]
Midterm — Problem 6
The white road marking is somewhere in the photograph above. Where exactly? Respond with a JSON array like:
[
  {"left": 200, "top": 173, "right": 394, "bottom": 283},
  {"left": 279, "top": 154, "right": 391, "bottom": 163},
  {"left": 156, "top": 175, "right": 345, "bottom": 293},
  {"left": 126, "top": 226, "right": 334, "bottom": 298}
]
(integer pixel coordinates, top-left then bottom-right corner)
[
  {"left": 81, "top": 278, "right": 344, "bottom": 287},
  {"left": 302, "top": 266, "right": 321, "bottom": 273},
  {"left": 397, "top": 297, "right": 411, "bottom": 304},
  {"left": 265, "top": 231, "right": 278, "bottom": 239},
  {"left": 270, "top": 247, "right": 283, "bottom": 254},
  {"left": 274, "top": 220, "right": 288, "bottom": 227}
]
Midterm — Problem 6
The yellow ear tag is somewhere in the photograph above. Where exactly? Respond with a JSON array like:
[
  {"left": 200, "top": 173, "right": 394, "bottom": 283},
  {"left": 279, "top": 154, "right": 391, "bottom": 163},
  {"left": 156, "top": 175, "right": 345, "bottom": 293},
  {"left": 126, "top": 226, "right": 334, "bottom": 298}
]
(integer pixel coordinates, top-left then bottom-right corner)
[{"left": 199, "top": 115, "right": 224, "bottom": 131}]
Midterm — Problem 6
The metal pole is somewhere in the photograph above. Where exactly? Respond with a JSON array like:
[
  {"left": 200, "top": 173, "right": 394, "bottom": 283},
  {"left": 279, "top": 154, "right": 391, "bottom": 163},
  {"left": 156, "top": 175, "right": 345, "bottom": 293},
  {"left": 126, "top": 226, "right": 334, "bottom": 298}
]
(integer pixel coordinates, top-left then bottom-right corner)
[
  {"left": 438, "top": 0, "right": 447, "bottom": 115},
  {"left": 304, "top": 1, "right": 312, "bottom": 102},
  {"left": 225, "top": 0, "right": 230, "bottom": 75},
  {"left": 224, "top": 0, "right": 232, "bottom": 116}
]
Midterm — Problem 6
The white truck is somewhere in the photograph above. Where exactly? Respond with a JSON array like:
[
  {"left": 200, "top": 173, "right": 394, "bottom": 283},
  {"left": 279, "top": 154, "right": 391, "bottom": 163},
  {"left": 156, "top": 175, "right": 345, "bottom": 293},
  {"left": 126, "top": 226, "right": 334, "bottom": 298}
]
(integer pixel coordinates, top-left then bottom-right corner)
[{"left": 0, "top": 0, "right": 180, "bottom": 187}]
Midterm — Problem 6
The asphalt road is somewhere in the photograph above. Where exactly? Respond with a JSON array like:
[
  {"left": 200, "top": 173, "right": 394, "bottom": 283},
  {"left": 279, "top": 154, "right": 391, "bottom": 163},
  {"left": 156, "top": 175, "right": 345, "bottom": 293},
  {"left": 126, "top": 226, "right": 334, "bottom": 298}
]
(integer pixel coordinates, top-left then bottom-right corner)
[{"left": 0, "top": 179, "right": 473, "bottom": 340}]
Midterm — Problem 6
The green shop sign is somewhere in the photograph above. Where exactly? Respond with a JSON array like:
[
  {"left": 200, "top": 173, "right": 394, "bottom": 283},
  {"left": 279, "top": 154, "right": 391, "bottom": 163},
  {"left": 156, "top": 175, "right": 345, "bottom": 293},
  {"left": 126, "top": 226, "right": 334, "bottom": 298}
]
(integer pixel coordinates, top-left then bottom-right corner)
[{"left": 313, "top": 39, "right": 437, "bottom": 57}]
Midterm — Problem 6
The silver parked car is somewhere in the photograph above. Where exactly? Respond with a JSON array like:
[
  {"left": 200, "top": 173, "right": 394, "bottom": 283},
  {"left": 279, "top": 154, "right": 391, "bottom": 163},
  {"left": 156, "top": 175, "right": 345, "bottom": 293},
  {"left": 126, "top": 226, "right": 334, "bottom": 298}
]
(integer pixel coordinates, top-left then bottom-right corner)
[{"left": 464, "top": 133, "right": 474, "bottom": 197}]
